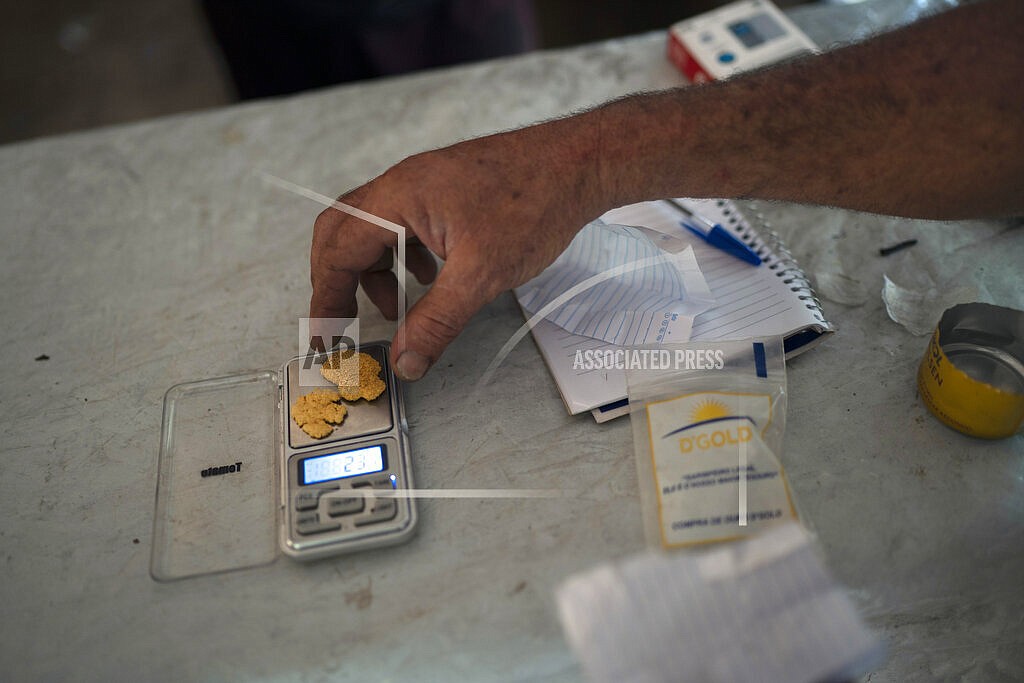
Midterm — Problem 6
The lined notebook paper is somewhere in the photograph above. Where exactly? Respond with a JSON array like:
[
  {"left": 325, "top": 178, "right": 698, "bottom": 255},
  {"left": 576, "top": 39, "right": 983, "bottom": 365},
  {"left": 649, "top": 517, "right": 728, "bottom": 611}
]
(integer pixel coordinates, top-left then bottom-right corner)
[
  {"left": 518, "top": 199, "right": 834, "bottom": 421},
  {"left": 516, "top": 221, "right": 714, "bottom": 346}
]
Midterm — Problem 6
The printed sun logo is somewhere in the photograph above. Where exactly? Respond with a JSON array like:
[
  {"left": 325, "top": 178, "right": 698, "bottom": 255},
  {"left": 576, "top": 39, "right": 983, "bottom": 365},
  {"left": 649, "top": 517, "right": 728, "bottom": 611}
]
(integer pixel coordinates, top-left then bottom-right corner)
[
  {"left": 663, "top": 395, "right": 754, "bottom": 442},
  {"left": 690, "top": 398, "right": 731, "bottom": 423}
]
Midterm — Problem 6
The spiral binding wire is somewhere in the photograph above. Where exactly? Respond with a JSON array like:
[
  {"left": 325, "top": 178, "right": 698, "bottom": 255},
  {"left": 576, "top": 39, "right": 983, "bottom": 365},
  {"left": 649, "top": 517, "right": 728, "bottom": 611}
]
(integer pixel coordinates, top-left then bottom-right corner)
[{"left": 715, "top": 200, "right": 829, "bottom": 325}]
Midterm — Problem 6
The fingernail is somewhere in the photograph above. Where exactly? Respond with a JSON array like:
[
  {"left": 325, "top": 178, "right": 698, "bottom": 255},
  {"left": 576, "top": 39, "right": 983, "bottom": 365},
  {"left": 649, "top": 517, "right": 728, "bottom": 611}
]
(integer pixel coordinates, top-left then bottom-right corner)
[{"left": 395, "top": 351, "right": 429, "bottom": 381}]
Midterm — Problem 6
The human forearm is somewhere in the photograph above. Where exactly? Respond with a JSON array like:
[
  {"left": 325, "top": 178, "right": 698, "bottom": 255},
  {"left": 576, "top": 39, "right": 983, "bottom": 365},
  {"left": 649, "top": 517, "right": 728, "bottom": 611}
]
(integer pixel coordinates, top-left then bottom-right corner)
[
  {"left": 588, "top": 0, "right": 1024, "bottom": 219},
  {"left": 310, "top": 0, "right": 1023, "bottom": 380}
]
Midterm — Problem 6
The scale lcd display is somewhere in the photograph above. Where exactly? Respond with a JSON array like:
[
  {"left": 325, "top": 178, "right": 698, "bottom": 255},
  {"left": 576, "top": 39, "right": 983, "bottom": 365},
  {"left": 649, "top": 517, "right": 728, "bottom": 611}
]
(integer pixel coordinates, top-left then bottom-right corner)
[{"left": 301, "top": 445, "right": 386, "bottom": 485}]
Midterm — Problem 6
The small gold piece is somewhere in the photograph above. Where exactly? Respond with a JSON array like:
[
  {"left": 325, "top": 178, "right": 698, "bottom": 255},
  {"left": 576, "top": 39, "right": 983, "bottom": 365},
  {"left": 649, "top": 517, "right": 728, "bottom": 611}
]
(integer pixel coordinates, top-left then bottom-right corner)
[
  {"left": 320, "top": 350, "right": 386, "bottom": 401},
  {"left": 291, "top": 388, "right": 348, "bottom": 439}
]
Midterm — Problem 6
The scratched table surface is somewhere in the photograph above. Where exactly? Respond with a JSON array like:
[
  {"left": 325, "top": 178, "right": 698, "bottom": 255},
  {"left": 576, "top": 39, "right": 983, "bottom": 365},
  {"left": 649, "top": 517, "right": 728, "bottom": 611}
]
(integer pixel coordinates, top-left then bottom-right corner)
[{"left": 1, "top": 1, "right": 1022, "bottom": 681}]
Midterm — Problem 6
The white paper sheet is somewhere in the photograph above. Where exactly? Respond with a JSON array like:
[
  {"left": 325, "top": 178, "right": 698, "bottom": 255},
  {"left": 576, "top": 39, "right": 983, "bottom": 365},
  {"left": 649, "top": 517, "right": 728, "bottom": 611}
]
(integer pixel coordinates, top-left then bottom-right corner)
[
  {"left": 515, "top": 220, "right": 715, "bottom": 347},
  {"left": 556, "top": 522, "right": 885, "bottom": 683}
]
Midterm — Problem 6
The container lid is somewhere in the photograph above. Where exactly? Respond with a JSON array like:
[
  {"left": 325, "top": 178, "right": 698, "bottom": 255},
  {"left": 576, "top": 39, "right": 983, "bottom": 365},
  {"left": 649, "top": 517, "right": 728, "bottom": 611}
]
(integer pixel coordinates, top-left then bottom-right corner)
[{"left": 150, "top": 370, "right": 281, "bottom": 581}]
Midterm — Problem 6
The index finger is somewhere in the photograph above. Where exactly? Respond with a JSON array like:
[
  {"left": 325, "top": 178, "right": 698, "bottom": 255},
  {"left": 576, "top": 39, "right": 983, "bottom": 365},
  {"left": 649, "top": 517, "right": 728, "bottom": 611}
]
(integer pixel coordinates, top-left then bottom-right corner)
[{"left": 309, "top": 201, "right": 398, "bottom": 318}]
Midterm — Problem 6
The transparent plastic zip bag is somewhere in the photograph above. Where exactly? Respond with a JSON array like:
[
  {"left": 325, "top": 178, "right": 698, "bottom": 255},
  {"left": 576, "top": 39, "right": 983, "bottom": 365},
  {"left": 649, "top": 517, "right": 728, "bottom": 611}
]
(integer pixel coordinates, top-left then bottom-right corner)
[{"left": 626, "top": 337, "right": 799, "bottom": 550}]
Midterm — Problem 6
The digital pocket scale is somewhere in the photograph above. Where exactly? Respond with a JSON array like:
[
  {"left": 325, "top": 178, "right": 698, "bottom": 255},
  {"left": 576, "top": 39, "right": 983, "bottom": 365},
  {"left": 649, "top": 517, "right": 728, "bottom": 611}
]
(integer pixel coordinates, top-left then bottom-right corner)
[
  {"left": 280, "top": 343, "right": 416, "bottom": 561},
  {"left": 151, "top": 341, "right": 416, "bottom": 581}
]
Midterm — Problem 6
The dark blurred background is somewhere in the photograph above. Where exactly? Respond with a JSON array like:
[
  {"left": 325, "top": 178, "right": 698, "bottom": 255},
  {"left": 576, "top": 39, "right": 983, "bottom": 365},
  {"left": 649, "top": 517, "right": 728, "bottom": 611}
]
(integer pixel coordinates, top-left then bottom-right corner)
[{"left": 0, "top": 0, "right": 808, "bottom": 145}]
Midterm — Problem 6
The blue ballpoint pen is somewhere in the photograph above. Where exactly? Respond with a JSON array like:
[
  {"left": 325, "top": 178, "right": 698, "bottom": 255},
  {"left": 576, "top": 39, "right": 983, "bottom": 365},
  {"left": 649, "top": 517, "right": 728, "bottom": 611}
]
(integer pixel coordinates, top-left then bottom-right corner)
[{"left": 665, "top": 199, "right": 762, "bottom": 266}]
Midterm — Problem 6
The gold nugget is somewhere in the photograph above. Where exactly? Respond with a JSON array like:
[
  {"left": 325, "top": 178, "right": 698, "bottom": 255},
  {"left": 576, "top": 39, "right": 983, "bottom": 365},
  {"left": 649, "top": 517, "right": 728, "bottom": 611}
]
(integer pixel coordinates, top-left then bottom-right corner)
[
  {"left": 320, "top": 350, "right": 386, "bottom": 401},
  {"left": 291, "top": 388, "right": 348, "bottom": 439}
]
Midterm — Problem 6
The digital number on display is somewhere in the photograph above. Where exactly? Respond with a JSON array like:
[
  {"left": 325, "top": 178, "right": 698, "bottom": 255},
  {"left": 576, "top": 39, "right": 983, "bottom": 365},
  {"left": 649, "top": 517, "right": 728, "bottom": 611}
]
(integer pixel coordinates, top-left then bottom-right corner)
[{"left": 301, "top": 445, "right": 386, "bottom": 485}]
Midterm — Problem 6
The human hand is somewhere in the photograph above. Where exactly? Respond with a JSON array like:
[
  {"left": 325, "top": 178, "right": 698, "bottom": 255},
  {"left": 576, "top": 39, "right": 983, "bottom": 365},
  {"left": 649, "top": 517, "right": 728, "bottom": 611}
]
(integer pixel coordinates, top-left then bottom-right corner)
[{"left": 310, "top": 116, "right": 608, "bottom": 381}]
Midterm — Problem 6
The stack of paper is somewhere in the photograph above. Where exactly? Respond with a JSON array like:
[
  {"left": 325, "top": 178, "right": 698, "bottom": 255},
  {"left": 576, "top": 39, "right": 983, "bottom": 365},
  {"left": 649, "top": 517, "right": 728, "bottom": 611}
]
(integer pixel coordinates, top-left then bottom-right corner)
[{"left": 514, "top": 199, "right": 834, "bottom": 421}]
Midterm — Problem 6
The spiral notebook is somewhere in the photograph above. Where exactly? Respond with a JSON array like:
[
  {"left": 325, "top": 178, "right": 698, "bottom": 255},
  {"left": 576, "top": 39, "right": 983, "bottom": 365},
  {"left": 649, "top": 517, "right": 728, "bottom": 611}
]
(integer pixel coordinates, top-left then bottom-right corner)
[{"left": 518, "top": 198, "right": 834, "bottom": 422}]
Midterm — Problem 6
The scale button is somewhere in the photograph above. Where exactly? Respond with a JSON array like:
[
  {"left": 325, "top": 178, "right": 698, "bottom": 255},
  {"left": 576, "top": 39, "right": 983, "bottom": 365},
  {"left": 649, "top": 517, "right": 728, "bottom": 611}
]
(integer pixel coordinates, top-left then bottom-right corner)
[
  {"left": 369, "top": 475, "right": 393, "bottom": 488},
  {"left": 295, "top": 512, "right": 341, "bottom": 535},
  {"left": 352, "top": 474, "right": 392, "bottom": 489},
  {"left": 294, "top": 491, "right": 321, "bottom": 511},
  {"left": 355, "top": 497, "right": 398, "bottom": 526},
  {"left": 294, "top": 485, "right": 339, "bottom": 511},
  {"left": 326, "top": 495, "right": 365, "bottom": 517},
  {"left": 718, "top": 51, "right": 736, "bottom": 64}
]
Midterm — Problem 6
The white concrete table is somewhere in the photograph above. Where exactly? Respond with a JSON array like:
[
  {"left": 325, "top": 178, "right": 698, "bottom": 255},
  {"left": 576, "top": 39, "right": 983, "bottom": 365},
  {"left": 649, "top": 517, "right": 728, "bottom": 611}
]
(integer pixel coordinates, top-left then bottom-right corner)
[{"left": 1, "top": 2, "right": 1021, "bottom": 680}]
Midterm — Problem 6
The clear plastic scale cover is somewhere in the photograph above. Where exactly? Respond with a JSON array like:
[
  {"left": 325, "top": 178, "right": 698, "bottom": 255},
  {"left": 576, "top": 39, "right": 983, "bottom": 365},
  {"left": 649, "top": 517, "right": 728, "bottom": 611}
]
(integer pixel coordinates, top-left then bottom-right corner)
[{"left": 150, "top": 370, "right": 281, "bottom": 581}]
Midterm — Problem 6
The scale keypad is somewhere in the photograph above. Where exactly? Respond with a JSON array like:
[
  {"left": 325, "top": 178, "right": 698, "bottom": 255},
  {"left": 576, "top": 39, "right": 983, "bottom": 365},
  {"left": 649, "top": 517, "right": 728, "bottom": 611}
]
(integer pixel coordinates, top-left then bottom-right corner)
[{"left": 291, "top": 474, "right": 399, "bottom": 536}]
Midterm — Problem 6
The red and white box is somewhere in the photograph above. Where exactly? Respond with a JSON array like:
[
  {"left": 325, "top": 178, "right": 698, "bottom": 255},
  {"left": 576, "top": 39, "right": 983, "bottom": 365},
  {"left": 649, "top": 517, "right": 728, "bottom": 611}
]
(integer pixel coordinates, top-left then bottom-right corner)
[{"left": 667, "top": 0, "right": 817, "bottom": 83}]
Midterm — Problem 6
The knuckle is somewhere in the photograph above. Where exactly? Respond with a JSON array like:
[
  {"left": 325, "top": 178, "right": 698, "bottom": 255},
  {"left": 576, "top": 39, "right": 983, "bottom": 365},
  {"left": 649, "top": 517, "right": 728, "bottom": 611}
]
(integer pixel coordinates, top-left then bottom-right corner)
[
  {"left": 410, "top": 307, "right": 463, "bottom": 350},
  {"left": 312, "top": 209, "right": 339, "bottom": 242},
  {"left": 378, "top": 161, "right": 409, "bottom": 190}
]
